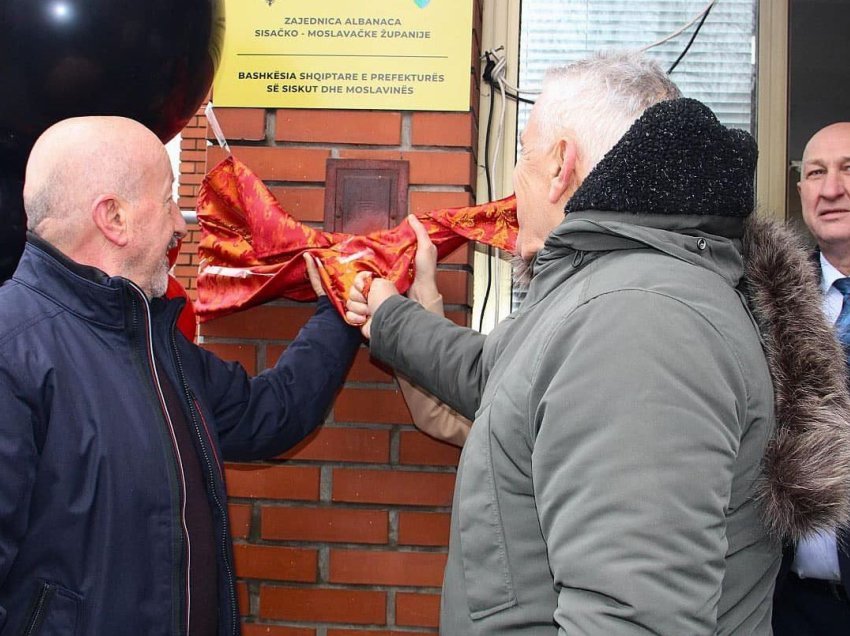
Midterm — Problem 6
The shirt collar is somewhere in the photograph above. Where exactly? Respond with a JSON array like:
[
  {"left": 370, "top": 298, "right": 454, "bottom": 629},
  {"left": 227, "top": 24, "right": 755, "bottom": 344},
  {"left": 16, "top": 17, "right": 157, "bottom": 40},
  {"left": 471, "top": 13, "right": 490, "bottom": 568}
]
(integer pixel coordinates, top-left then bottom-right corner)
[{"left": 820, "top": 252, "right": 845, "bottom": 294}]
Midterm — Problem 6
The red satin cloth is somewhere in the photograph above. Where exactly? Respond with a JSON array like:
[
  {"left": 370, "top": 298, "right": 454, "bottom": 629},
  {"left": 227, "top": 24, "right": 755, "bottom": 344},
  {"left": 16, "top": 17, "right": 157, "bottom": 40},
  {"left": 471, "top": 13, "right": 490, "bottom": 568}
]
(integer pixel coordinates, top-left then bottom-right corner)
[{"left": 195, "top": 155, "right": 518, "bottom": 322}]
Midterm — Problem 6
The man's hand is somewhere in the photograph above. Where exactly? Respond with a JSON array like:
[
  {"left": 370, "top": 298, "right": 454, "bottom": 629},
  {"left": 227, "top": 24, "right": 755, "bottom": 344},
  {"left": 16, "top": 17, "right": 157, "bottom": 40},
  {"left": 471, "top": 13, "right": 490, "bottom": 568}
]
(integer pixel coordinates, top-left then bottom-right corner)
[
  {"left": 346, "top": 272, "right": 399, "bottom": 339},
  {"left": 407, "top": 215, "right": 439, "bottom": 305},
  {"left": 303, "top": 253, "right": 326, "bottom": 297}
]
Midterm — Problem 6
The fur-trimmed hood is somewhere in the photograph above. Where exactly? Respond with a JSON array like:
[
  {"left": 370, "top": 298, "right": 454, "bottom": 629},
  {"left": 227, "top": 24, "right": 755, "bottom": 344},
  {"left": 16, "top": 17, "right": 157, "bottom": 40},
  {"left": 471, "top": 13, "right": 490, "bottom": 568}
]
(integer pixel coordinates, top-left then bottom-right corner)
[
  {"left": 744, "top": 217, "right": 850, "bottom": 540},
  {"left": 547, "top": 97, "right": 850, "bottom": 541}
]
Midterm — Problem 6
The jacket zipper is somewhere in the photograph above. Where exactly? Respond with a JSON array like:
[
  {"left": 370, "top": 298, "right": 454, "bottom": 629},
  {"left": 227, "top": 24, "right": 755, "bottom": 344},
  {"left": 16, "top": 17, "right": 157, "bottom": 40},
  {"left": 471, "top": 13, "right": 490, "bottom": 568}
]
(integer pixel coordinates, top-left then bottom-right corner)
[
  {"left": 128, "top": 282, "right": 192, "bottom": 636},
  {"left": 22, "top": 582, "right": 55, "bottom": 636},
  {"left": 171, "top": 329, "right": 239, "bottom": 635}
]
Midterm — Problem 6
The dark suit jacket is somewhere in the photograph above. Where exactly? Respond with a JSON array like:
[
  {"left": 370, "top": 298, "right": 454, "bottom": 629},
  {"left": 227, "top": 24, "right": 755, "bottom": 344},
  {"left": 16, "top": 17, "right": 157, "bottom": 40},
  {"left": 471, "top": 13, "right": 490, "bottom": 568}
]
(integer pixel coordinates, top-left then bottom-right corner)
[{"left": 776, "top": 543, "right": 850, "bottom": 598}]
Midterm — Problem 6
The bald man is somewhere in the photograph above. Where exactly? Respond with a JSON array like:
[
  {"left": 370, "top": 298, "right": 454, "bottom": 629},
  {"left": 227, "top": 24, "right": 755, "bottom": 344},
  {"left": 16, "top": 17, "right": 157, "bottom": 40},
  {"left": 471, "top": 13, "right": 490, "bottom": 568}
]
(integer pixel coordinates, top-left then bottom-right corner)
[
  {"left": 0, "top": 117, "right": 361, "bottom": 634},
  {"left": 773, "top": 122, "right": 850, "bottom": 634}
]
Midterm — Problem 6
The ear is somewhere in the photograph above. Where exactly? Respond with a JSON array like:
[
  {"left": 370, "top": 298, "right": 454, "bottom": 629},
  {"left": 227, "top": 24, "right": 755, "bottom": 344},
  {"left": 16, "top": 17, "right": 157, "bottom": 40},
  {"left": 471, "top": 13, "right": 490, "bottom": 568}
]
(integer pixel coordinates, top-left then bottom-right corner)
[
  {"left": 548, "top": 139, "right": 577, "bottom": 204},
  {"left": 91, "top": 195, "right": 129, "bottom": 247}
]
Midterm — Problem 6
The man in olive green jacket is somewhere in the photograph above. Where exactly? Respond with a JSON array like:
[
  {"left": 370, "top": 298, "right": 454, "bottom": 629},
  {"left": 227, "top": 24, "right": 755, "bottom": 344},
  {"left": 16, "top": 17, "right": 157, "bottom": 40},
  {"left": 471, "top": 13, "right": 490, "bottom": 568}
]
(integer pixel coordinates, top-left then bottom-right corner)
[{"left": 347, "top": 52, "right": 850, "bottom": 635}]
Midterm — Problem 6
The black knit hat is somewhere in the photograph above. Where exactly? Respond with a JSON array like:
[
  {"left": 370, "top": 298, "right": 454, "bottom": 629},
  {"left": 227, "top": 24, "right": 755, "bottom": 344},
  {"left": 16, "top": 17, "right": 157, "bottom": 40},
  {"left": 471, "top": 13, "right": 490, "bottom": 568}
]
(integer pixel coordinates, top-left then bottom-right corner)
[{"left": 564, "top": 98, "right": 757, "bottom": 218}]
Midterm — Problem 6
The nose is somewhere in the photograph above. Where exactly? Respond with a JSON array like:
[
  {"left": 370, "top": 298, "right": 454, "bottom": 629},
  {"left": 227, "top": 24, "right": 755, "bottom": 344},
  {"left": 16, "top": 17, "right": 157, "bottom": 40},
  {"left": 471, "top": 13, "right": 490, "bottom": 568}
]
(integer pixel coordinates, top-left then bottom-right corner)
[
  {"left": 172, "top": 201, "right": 188, "bottom": 239},
  {"left": 821, "top": 168, "right": 846, "bottom": 200}
]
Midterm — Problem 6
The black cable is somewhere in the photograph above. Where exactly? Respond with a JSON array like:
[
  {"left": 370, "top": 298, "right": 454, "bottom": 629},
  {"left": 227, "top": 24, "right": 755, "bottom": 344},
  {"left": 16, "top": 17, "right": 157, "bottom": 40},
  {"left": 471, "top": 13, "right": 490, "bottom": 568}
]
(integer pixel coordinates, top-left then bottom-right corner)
[
  {"left": 477, "top": 49, "right": 534, "bottom": 330},
  {"left": 478, "top": 79, "right": 496, "bottom": 332},
  {"left": 667, "top": 5, "right": 713, "bottom": 74},
  {"left": 482, "top": 57, "right": 496, "bottom": 203},
  {"left": 502, "top": 89, "right": 536, "bottom": 105}
]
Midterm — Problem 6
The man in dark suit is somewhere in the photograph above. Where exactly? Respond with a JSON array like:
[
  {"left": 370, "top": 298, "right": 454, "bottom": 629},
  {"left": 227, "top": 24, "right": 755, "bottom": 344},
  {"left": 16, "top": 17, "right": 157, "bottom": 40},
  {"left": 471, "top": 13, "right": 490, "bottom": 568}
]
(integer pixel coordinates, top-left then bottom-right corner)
[{"left": 773, "top": 122, "right": 850, "bottom": 634}]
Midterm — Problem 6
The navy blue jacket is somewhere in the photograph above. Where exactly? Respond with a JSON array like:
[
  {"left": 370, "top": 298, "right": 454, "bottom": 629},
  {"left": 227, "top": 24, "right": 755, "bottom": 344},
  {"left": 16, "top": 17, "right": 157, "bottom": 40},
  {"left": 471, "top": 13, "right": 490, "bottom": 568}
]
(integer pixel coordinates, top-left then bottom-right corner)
[{"left": 0, "top": 237, "right": 361, "bottom": 635}]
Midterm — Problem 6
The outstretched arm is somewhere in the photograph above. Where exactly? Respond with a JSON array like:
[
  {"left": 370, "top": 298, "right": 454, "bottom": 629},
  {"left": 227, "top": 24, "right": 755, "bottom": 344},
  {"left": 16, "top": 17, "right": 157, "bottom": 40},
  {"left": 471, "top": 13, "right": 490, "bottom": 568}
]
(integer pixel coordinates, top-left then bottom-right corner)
[
  {"left": 395, "top": 216, "right": 472, "bottom": 446},
  {"left": 206, "top": 254, "right": 362, "bottom": 461}
]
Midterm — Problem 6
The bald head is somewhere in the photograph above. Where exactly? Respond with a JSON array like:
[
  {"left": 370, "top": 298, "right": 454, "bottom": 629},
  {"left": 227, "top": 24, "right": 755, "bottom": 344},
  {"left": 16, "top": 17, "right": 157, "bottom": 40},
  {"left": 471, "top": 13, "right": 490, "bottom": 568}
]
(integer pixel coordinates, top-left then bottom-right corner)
[
  {"left": 24, "top": 116, "right": 166, "bottom": 246},
  {"left": 803, "top": 122, "right": 850, "bottom": 161},
  {"left": 23, "top": 116, "right": 186, "bottom": 297},
  {"left": 798, "top": 122, "right": 850, "bottom": 272}
]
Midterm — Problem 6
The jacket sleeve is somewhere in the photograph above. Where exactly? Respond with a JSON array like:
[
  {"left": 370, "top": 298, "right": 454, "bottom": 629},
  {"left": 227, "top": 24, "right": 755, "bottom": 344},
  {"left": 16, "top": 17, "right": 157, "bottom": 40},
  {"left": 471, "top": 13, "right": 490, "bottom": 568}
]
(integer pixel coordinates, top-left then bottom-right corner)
[
  {"left": 394, "top": 292, "right": 472, "bottom": 446},
  {"left": 370, "top": 294, "right": 486, "bottom": 420},
  {"left": 201, "top": 296, "right": 362, "bottom": 461},
  {"left": 0, "top": 373, "right": 38, "bottom": 613},
  {"left": 531, "top": 291, "right": 745, "bottom": 635},
  {"left": 396, "top": 378, "right": 471, "bottom": 446}
]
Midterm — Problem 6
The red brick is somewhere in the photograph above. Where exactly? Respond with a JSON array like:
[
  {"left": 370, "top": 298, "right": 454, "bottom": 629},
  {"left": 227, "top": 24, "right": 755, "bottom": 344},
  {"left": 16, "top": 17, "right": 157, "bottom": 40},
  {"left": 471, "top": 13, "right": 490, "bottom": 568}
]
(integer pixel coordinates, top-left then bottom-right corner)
[
  {"left": 200, "top": 305, "right": 314, "bottom": 340},
  {"left": 411, "top": 112, "right": 474, "bottom": 148},
  {"left": 440, "top": 243, "right": 473, "bottom": 267},
  {"left": 180, "top": 139, "right": 201, "bottom": 151},
  {"left": 328, "top": 631, "right": 433, "bottom": 636},
  {"left": 346, "top": 348, "right": 394, "bottom": 383},
  {"left": 207, "top": 146, "right": 331, "bottom": 182},
  {"left": 181, "top": 173, "right": 205, "bottom": 185},
  {"left": 233, "top": 543, "right": 317, "bottom": 582},
  {"left": 225, "top": 464, "right": 320, "bottom": 501},
  {"left": 237, "top": 580, "right": 249, "bottom": 616},
  {"left": 444, "top": 310, "right": 471, "bottom": 327},
  {"left": 182, "top": 125, "right": 207, "bottom": 139},
  {"left": 178, "top": 197, "right": 198, "bottom": 209},
  {"left": 336, "top": 150, "right": 474, "bottom": 186},
  {"left": 243, "top": 626, "right": 315, "bottom": 636},
  {"left": 200, "top": 342, "right": 257, "bottom": 375},
  {"left": 268, "top": 186, "right": 325, "bottom": 223},
  {"left": 409, "top": 190, "right": 473, "bottom": 215},
  {"left": 435, "top": 270, "right": 472, "bottom": 306},
  {"left": 209, "top": 108, "right": 266, "bottom": 141},
  {"left": 181, "top": 150, "right": 207, "bottom": 162},
  {"left": 260, "top": 587, "right": 386, "bottom": 624},
  {"left": 332, "top": 469, "right": 455, "bottom": 506},
  {"left": 173, "top": 264, "right": 198, "bottom": 278},
  {"left": 335, "top": 388, "right": 412, "bottom": 425},
  {"left": 229, "top": 503, "right": 252, "bottom": 539},
  {"left": 395, "top": 592, "right": 441, "bottom": 628},
  {"left": 329, "top": 550, "right": 446, "bottom": 587},
  {"left": 399, "top": 431, "right": 461, "bottom": 467},
  {"left": 261, "top": 506, "right": 388, "bottom": 544},
  {"left": 276, "top": 110, "right": 402, "bottom": 145},
  {"left": 397, "top": 512, "right": 451, "bottom": 547},
  {"left": 280, "top": 427, "right": 390, "bottom": 463}
]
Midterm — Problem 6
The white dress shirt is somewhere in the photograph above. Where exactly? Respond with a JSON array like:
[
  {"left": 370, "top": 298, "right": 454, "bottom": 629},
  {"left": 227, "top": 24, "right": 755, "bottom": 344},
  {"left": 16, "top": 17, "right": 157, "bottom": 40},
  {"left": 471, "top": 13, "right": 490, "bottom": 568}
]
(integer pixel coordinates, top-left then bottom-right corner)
[{"left": 791, "top": 254, "right": 845, "bottom": 581}]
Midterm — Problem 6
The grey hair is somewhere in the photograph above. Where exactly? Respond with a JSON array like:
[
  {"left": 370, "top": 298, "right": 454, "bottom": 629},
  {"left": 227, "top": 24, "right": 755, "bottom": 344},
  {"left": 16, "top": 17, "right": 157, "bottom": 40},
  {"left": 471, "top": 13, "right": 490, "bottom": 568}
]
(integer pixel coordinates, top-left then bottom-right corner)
[
  {"left": 535, "top": 50, "right": 681, "bottom": 172},
  {"left": 24, "top": 186, "right": 56, "bottom": 233}
]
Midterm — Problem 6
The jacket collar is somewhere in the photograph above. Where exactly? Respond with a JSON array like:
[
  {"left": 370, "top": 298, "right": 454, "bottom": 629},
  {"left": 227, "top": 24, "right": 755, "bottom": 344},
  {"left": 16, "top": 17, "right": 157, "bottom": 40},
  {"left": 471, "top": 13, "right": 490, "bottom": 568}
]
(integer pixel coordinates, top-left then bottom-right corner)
[
  {"left": 534, "top": 210, "right": 746, "bottom": 289},
  {"left": 565, "top": 97, "right": 757, "bottom": 219},
  {"left": 13, "top": 233, "right": 180, "bottom": 331}
]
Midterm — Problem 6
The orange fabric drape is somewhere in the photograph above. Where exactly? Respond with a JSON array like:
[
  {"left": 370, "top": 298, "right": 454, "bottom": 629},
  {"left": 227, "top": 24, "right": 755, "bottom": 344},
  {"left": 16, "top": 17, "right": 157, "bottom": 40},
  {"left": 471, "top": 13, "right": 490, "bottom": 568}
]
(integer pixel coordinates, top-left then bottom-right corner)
[{"left": 195, "top": 155, "right": 518, "bottom": 322}]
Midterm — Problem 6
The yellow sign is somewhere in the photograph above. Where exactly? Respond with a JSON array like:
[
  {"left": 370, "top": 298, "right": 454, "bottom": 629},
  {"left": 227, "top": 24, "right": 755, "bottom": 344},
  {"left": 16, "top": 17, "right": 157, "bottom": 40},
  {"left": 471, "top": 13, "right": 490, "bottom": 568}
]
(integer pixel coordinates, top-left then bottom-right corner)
[{"left": 213, "top": 0, "right": 474, "bottom": 111}]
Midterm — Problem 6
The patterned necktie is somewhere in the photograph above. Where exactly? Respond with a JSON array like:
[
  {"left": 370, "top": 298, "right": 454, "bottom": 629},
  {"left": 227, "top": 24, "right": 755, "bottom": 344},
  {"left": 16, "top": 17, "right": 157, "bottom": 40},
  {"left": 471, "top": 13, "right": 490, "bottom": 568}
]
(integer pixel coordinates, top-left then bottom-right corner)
[{"left": 832, "top": 277, "right": 850, "bottom": 351}]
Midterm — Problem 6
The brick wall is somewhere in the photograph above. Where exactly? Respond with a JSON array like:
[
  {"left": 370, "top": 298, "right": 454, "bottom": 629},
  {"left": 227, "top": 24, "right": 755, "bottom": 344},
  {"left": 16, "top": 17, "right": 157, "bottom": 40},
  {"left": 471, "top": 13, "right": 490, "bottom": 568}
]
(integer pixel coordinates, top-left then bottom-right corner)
[{"left": 176, "top": 2, "right": 483, "bottom": 632}]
